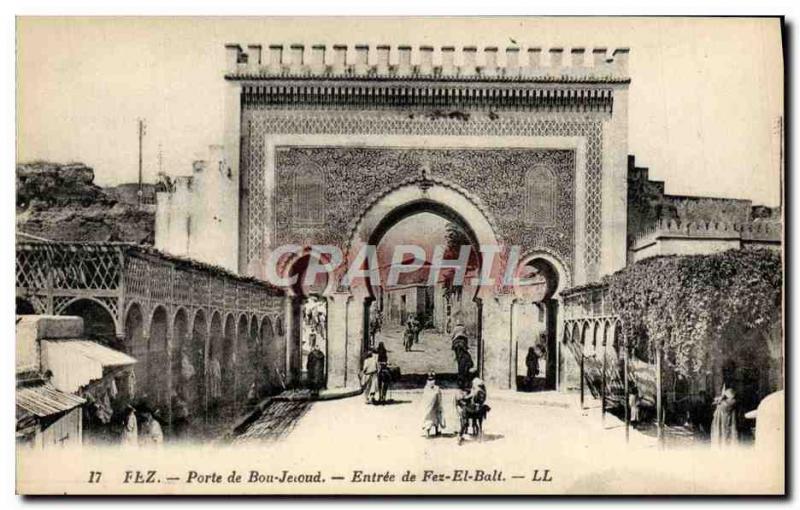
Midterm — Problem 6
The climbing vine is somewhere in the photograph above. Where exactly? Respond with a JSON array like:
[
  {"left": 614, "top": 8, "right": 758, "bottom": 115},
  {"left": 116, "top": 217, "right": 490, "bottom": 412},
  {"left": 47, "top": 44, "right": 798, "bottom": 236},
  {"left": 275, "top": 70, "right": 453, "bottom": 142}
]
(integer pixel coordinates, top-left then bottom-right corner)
[{"left": 604, "top": 249, "right": 782, "bottom": 377}]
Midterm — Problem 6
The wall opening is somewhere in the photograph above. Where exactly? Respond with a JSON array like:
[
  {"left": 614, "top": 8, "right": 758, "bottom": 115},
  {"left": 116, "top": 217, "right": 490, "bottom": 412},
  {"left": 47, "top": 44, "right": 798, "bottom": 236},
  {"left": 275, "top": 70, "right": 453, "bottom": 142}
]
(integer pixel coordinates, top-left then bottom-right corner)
[{"left": 363, "top": 204, "right": 483, "bottom": 389}]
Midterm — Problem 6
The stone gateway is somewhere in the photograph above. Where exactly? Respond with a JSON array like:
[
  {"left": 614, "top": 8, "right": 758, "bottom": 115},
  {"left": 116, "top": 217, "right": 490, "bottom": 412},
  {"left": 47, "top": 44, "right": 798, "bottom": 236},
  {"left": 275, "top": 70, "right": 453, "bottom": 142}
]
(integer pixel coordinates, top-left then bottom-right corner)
[{"left": 155, "top": 43, "right": 633, "bottom": 391}]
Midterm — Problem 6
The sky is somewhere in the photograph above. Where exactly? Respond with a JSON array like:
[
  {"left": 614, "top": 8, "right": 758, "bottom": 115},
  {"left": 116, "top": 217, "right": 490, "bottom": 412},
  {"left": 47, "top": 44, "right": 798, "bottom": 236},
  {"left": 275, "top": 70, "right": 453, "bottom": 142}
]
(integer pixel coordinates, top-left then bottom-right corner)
[{"left": 16, "top": 17, "right": 783, "bottom": 206}]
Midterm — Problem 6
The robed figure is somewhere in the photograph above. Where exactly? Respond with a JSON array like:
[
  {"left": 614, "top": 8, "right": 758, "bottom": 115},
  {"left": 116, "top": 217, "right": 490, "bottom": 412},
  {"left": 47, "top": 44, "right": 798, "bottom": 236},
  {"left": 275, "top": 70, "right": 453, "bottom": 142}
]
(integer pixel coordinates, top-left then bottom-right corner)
[
  {"left": 421, "top": 373, "right": 446, "bottom": 436},
  {"left": 209, "top": 357, "right": 223, "bottom": 402},
  {"left": 360, "top": 351, "right": 380, "bottom": 404},
  {"left": 710, "top": 386, "right": 739, "bottom": 447},
  {"left": 121, "top": 405, "right": 138, "bottom": 448},
  {"left": 307, "top": 344, "right": 326, "bottom": 393}
]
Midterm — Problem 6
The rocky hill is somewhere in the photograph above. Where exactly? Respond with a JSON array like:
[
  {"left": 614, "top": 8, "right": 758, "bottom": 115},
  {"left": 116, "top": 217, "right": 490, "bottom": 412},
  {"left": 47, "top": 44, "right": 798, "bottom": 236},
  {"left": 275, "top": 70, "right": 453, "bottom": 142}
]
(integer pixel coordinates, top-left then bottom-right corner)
[{"left": 16, "top": 162, "right": 155, "bottom": 244}]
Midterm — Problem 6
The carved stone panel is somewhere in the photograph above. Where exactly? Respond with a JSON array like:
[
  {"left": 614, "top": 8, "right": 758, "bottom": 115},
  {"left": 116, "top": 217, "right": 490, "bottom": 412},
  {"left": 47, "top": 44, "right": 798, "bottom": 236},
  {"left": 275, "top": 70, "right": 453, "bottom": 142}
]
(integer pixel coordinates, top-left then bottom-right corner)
[{"left": 272, "top": 146, "right": 576, "bottom": 272}]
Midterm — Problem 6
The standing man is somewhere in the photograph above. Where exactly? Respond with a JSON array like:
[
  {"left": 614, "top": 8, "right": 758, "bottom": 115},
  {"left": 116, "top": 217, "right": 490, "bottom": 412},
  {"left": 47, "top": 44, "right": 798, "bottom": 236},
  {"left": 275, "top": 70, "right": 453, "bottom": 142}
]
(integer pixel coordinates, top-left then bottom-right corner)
[
  {"left": 360, "top": 350, "right": 380, "bottom": 404},
  {"left": 525, "top": 346, "right": 539, "bottom": 390},
  {"left": 404, "top": 316, "right": 416, "bottom": 352},
  {"left": 307, "top": 337, "right": 326, "bottom": 395}
]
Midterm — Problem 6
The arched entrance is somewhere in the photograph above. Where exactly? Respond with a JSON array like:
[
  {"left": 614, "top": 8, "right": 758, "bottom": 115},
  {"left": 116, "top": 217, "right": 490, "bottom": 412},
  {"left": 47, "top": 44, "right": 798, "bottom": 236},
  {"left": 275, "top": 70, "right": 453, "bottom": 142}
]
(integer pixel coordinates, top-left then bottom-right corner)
[
  {"left": 189, "top": 309, "right": 207, "bottom": 414},
  {"left": 285, "top": 254, "right": 330, "bottom": 389},
  {"left": 512, "top": 256, "right": 562, "bottom": 392},
  {"left": 148, "top": 306, "right": 169, "bottom": 410},
  {"left": 362, "top": 208, "right": 482, "bottom": 388},
  {"left": 63, "top": 298, "right": 119, "bottom": 349},
  {"left": 343, "top": 183, "right": 502, "bottom": 388}
]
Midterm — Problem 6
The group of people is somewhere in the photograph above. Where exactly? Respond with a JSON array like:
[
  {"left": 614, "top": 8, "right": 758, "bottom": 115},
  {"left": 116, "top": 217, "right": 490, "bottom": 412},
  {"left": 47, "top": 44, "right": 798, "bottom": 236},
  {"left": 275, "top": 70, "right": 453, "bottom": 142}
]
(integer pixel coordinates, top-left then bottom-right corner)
[
  {"left": 403, "top": 314, "right": 421, "bottom": 351},
  {"left": 625, "top": 376, "right": 741, "bottom": 448},
  {"left": 368, "top": 310, "right": 383, "bottom": 348},
  {"left": 120, "top": 404, "right": 164, "bottom": 448},
  {"left": 421, "top": 372, "right": 490, "bottom": 444},
  {"left": 303, "top": 305, "right": 327, "bottom": 342},
  {"left": 360, "top": 342, "right": 391, "bottom": 404}
]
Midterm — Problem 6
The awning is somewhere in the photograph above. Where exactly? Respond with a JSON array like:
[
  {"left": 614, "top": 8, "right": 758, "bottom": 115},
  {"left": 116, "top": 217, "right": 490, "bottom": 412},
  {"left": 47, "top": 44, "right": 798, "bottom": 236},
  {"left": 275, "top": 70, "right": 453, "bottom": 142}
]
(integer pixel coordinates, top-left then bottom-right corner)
[
  {"left": 16, "top": 383, "right": 85, "bottom": 418},
  {"left": 41, "top": 340, "right": 137, "bottom": 393}
]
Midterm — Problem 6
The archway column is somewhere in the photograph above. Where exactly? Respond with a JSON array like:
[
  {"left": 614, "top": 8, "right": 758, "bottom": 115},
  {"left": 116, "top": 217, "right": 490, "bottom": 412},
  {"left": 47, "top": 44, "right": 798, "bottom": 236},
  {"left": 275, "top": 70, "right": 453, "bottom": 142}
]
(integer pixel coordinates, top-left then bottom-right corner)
[
  {"left": 482, "top": 293, "right": 514, "bottom": 389},
  {"left": 344, "top": 289, "right": 369, "bottom": 390},
  {"left": 163, "top": 328, "right": 174, "bottom": 427},
  {"left": 326, "top": 291, "right": 351, "bottom": 389},
  {"left": 285, "top": 297, "right": 301, "bottom": 387}
]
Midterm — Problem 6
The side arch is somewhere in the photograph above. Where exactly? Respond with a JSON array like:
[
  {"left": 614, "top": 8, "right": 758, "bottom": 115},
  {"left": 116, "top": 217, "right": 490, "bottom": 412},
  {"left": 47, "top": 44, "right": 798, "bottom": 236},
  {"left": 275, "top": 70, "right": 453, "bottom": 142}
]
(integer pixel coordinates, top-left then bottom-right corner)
[
  {"left": 148, "top": 305, "right": 170, "bottom": 410},
  {"left": 61, "top": 297, "right": 120, "bottom": 348}
]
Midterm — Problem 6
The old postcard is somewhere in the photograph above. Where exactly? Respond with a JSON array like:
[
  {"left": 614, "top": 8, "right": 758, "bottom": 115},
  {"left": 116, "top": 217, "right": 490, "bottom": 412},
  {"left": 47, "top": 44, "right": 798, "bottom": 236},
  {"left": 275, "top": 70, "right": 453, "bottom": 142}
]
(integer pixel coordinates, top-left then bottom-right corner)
[{"left": 14, "top": 16, "right": 784, "bottom": 495}]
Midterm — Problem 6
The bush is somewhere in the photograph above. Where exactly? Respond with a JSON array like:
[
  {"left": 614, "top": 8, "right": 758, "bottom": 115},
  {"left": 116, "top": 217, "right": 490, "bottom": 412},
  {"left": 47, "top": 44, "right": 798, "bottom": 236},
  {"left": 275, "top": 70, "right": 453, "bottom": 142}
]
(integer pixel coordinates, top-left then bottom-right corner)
[{"left": 604, "top": 249, "right": 782, "bottom": 377}]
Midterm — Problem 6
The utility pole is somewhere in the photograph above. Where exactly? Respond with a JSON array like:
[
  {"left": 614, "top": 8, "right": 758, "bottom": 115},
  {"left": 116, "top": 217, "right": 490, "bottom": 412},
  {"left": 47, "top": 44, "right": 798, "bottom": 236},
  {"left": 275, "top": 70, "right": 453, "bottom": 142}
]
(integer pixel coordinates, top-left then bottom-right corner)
[{"left": 137, "top": 119, "right": 146, "bottom": 208}]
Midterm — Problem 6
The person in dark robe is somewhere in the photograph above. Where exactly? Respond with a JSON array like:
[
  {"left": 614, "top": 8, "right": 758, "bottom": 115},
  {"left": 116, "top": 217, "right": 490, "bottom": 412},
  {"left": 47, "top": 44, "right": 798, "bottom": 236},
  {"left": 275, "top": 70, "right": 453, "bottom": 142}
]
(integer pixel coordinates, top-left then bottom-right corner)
[
  {"left": 403, "top": 318, "right": 416, "bottom": 352},
  {"left": 451, "top": 320, "right": 468, "bottom": 352},
  {"left": 376, "top": 342, "right": 388, "bottom": 364},
  {"left": 412, "top": 315, "right": 421, "bottom": 344},
  {"left": 525, "top": 346, "right": 539, "bottom": 388},
  {"left": 455, "top": 345, "right": 474, "bottom": 391},
  {"left": 369, "top": 311, "right": 382, "bottom": 348},
  {"left": 306, "top": 341, "right": 326, "bottom": 394}
]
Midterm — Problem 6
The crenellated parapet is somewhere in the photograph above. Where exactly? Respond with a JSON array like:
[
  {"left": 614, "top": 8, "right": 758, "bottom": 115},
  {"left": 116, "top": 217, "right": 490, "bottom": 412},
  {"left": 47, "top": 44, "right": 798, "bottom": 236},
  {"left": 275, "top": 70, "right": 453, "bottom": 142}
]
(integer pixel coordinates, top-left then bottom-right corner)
[
  {"left": 224, "top": 43, "right": 631, "bottom": 83},
  {"left": 224, "top": 44, "right": 629, "bottom": 112},
  {"left": 632, "top": 219, "right": 781, "bottom": 249}
]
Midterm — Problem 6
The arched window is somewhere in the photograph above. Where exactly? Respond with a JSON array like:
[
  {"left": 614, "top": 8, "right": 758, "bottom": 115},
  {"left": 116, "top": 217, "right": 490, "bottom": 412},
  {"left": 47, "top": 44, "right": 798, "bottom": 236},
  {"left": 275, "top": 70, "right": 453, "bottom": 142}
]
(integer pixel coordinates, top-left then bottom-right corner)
[
  {"left": 292, "top": 158, "right": 325, "bottom": 226},
  {"left": 524, "top": 165, "right": 557, "bottom": 225}
]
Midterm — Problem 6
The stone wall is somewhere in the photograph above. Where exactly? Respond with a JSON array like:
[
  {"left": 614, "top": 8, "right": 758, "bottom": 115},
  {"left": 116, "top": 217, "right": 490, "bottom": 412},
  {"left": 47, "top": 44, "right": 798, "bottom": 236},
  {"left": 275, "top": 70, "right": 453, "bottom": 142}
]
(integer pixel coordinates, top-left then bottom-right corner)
[{"left": 155, "top": 145, "right": 239, "bottom": 271}]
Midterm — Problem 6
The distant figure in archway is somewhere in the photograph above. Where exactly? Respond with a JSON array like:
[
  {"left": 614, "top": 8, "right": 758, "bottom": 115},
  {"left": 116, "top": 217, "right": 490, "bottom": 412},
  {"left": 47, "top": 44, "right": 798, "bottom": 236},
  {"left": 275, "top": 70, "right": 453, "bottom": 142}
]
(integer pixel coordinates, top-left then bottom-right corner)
[
  {"left": 525, "top": 346, "right": 540, "bottom": 389},
  {"left": 403, "top": 316, "right": 416, "bottom": 352},
  {"left": 306, "top": 336, "right": 325, "bottom": 395},
  {"left": 369, "top": 311, "right": 383, "bottom": 348}
]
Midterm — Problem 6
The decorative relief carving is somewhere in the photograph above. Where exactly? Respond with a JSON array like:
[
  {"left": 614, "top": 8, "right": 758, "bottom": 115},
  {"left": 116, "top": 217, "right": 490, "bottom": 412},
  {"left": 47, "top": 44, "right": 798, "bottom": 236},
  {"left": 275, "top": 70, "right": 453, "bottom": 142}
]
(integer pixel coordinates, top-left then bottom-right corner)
[
  {"left": 273, "top": 146, "right": 575, "bottom": 272},
  {"left": 289, "top": 153, "right": 326, "bottom": 227},
  {"left": 525, "top": 165, "right": 557, "bottom": 225},
  {"left": 241, "top": 111, "right": 603, "bottom": 274}
]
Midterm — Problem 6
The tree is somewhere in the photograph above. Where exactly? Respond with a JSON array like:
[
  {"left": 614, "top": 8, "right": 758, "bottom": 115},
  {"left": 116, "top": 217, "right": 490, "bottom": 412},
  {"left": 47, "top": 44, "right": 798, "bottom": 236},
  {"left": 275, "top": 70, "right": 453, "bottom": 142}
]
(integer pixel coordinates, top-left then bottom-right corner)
[{"left": 605, "top": 249, "right": 782, "bottom": 378}]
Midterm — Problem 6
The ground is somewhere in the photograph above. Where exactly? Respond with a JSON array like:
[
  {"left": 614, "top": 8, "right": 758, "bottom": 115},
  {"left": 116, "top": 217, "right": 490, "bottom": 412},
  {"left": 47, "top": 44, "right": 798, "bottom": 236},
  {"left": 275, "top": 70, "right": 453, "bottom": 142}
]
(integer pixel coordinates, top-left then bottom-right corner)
[
  {"left": 227, "top": 388, "right": 706, "bottom": 494},
  {"left": 373, "top": 325, "right": 478, "bottom": 382}
]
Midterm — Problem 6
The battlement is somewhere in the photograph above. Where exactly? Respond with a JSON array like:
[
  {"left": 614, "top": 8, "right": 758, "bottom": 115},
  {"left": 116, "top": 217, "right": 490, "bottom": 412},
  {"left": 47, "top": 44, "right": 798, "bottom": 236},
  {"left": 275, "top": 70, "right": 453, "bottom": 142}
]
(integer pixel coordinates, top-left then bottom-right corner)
[
  {"left": 224, "top": 44, "right": 631, "bottom": 82},
  {"left": 633, "top": 219, "right": 781, "bottom": 248}
]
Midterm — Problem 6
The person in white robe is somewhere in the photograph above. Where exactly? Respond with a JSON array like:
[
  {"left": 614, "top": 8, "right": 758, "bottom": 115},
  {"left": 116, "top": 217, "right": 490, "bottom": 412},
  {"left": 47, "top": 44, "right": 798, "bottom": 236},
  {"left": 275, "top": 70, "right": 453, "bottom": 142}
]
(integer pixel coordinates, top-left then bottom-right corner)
[
  {"left": 209, "top": 357, "right": 223, "bottom": 401},
  {"left": 421, "top": 372, "right": 446, "bottom": 436},
  {"left": 140, "top": 411, "right": 164, "bottom": 447},
  {"left": 121, "top": 405, "right": 138, "bottom": 448},
  {"left": 360, "top": 350, "right": 379, "bottom": 404}
]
